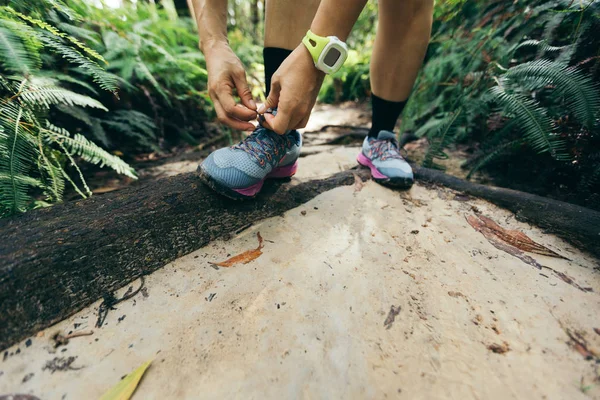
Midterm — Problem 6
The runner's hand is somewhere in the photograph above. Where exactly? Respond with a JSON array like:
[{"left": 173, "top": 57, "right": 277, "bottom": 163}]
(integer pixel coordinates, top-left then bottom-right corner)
[
  {"left": 205, "top": 42, "right": 257, "bottom": 131},
  {"left": 259, "top": 44, "right": 325, "bottom": 134}
]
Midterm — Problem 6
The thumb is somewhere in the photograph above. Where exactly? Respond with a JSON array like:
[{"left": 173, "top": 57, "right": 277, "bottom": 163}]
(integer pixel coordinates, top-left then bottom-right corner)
[
  {"left": 232, "top": 71, "right": 256, "bottom": 111},
  {"left": 268, "top": 107, "right": 292, "bottom": 135},
  {"left": 258, "top": 82, "right": 280, "bottom": 114}
]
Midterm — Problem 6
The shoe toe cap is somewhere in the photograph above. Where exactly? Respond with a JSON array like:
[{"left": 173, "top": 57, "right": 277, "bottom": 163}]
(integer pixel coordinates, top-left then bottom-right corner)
[
  {"left": 201, "top": 152, "right": 261, "bottom": 189},
  {"left": 376, "top": 159, "right": 414, "bottom": 180}
]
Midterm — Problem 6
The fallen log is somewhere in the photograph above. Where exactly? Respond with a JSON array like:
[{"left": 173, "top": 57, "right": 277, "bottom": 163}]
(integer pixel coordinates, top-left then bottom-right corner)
[
  {"left": 413, "top": 166, "right": 600, "bottom": 258},
  {"left": 0, "top": 169, "right": 370, "bottom": 351},
  {"left": 1, "top": 165, "right": 599, "bottom": 350}
]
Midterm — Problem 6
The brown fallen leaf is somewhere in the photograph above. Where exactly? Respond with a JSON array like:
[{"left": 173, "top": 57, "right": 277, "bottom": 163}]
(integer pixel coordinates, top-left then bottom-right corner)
[
  {"left": 466, "top": 215, "right": 590, "bottom": 292},
  {"left": 477, "top": 215, "right": 567, "bottom": 259},
  {"left": 566, "top": 328, "right": 599, "bottom": 360},
  {"left": 467, "top": 215, "right": 544, "bottom": 270},
  {"left": 213, "top": 232, "right": 264, "bottom": 268}
]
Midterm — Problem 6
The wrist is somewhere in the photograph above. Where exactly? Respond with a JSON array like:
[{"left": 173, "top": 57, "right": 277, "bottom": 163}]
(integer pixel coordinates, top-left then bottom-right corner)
[
  {"left": 200, "top": 37, "right": 229, "bottom": 55},
  {"left": 299, "top": 44, "right": 326, "bottom": 79}
]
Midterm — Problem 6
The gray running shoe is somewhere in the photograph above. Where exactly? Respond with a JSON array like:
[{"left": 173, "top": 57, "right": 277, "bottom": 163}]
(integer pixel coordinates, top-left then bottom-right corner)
[
  {"left": 198, "top": 127, "right": 301, "bottom": 200},
  {"left": 357, "top": 130, "right": 413, "bottom": 188}
]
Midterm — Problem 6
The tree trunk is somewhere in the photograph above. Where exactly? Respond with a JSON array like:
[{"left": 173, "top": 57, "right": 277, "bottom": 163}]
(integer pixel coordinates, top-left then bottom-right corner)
[
  {"left": 1, "top": 166, "right": 598, "bottom": 351},
  {"left": 0, "top": 169, "right": 369, "bottom": 351},
  {"left": 413, "top": 166, "right": 600, "bottom": 257}
]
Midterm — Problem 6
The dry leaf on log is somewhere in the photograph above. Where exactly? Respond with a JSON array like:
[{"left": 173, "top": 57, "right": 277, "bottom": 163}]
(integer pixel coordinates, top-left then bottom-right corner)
[{"left": 213, "top": 232, "right": 264, "bottom": 267}]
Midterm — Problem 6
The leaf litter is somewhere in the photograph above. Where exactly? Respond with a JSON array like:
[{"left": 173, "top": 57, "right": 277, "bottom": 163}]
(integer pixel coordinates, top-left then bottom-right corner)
[
  {"left": 466, "top": 214, "right": 592, "bottom": 292},
  {"left": 213, "top": 232, "right": 264, "bottom": 268},
  {"left": 100, "top": 360, "right": 152, "bottom": 400}
]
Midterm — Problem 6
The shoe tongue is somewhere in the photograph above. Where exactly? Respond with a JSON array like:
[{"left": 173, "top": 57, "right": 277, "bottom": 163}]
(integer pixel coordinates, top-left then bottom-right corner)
[{"left": 377, "top": 131, "right": 397, "bottom": 141}]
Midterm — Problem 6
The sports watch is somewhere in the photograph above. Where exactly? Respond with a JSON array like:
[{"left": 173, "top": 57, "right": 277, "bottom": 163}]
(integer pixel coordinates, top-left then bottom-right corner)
[{"left": 302, "top": 30, "right": 349, "bottom": 74}]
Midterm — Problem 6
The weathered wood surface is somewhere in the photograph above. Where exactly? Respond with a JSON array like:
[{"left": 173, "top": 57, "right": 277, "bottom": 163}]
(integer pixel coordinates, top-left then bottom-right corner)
[
  {"left": 1, "top": 165, "right": 598, "bottom": 351},
  {"left": 0, "top": 169, "right": 369, "bottom": 351},
  {"left": 413, "top": 166, "right": 600, "bottom": 258}
]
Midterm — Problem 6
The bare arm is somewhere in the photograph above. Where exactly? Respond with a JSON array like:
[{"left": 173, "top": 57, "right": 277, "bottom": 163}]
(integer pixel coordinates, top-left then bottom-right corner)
[
  {"left": 310, "top": 0, "right": 367, "bottom": 40},
  {"left": 191, "top": 0, "right": 257, "bottom": 131},
  {"left": 261, "top": 0, "right": 367, "bottom": 133},
  {"left": 192, "top": 0, "right": 228, "bottom": 53}
]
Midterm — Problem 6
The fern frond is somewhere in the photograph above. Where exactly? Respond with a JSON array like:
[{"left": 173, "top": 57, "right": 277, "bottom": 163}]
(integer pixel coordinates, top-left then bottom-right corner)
[
  {"left": 134, "top": 58, "right": 170, "bottom": 104},
  {"left": 90, "top": 118, "right": 110, "bottom": 148},
  {"left": 56, "top": 104, "right": 92, "bottom": 125},
  {"left": 0, "top": 104, "right": 40, "bottom": 215},
  {"left": 56, "top": 22, "right": 100, "bottom": 45},
  {"left": 18, "top": 86, "right": 108, "bottom": 110},
  {"left": 44, "top": 123, "right": 137, "bottom": 179},
  {"left": 44, "top": 72, "right": 100, "bottom": 95},
  {"left": 466, "top": 139, "right": 525, "bottom": 179},
  {"left": 102, "top": 110, "right": 158, "bottom": 151},
  {"left": 44, "top": 0, "right": 82, "bottom": 21},
  {"left": 513, "top": 39, "right": 570, "bottom": 55},
  {"left": 423, "top": 109, "right": 463, "bottom": 169},
  {"left": 37, "top": 32, "right": 118, "bottom": 92},
  {"left": 489, "top": 86, "right": 569, "bottom": 160},
  {"left": 504, "top": 60, "right": 600, "bottom": 128},
  {"left": 0, "top": 25, "right": 36, "bottom": 75},
  {"left": 5, "top": 6, "right": 107, "bottom": 64}
]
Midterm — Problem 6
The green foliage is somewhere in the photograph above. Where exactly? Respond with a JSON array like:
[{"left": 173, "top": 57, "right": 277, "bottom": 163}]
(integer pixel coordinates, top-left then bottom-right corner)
[
  {"left": 0, "top": 1, "right": 137, "bottom": 216},
  {"left": 319, "top": 0, "right": 599, "bottom": 207},
  {"left": 66, "top": 0, "right": 212, "bottom": 144},
  {"left": 405, "top": 0, "right": 600, "bottom": 207}
]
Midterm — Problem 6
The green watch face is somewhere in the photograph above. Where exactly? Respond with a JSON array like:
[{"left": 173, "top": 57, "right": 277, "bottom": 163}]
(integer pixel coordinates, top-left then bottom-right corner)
[{"left": 323, "top": 48, "right": 342, "bottom": 67}]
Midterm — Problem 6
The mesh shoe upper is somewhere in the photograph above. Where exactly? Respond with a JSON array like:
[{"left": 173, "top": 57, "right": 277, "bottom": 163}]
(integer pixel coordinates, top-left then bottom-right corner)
[
  {"left": 201, "top": 127, "right": 301, "bottom": 189},
  {"left": 362, "top": 131, "right": 413, "bottom": 179}
]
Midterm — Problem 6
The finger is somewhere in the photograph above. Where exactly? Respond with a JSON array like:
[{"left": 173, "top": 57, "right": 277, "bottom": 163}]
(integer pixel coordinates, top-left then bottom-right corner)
[
  {"left": 232, "top": 70, "right": 257, "bottom": 111},
  {"left": 217, "top": 90, "right": 257, "bottom": 121},
  {"left": 269, "top": 105, "right": 293, "bottom": 135},
  {"left": 214, "top": 100, "right": 255, "bottom": 131},
  {"left": 258, "top": 82, "right": 281, "bottom": 114},
  {"left": 260, "top": 113, "right": 276, "bottom": 131},
  {"left": 295, "top": 114, "right": 310, "bottom": 130}
]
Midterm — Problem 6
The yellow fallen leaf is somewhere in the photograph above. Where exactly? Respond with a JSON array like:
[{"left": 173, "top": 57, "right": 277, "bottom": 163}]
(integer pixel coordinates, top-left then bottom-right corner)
[{"left": 100, "top": 360, "right": 152, "bottom": 400}]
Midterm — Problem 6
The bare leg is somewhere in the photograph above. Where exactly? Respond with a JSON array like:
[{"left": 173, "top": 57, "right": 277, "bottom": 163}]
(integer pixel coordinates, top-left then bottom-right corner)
[
  {"left": 370, "top": 0, "right": 434, "bottom": 102},
  {"left": 264, "top": 0, "right": 321, "bottom": 50}
]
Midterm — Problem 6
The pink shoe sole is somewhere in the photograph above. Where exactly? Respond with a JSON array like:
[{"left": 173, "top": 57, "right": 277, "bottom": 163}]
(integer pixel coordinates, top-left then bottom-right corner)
[
  {"left": 357, "top": 153, "right": 388, "bottom": 179},
  {"left": 232, "top": 161, "right": 298, "bottom": 197},
  {"left": 357, "top": 152, "right": 414, "bottom": 189}
]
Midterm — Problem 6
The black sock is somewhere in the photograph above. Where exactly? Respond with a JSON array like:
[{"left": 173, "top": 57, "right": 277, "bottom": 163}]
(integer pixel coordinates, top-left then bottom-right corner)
[
  {"left": 263, "top": 47, "right": 293, "bottom": 97},
  {"left": 368, "top": 94, "right": 408, "bottom": 138}
]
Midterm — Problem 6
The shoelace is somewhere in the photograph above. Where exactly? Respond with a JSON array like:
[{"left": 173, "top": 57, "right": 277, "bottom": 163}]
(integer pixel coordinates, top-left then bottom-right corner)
[
  {"left": 369, "top": 138, "right": 405, "bottom": 161},
  {"left": 233, "top": 127, "right": 295, "bottom": 168}
]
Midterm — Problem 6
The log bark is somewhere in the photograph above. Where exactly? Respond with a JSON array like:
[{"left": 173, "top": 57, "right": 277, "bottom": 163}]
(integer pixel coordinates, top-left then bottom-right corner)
[
  {"left": 0, "top": 169, "right": 370, "bottom": 351},
  {"left": 1, "top": 165, "right": 598, "bottom": 351},
  {"left": 413, "top": 166, "right": 600, "bottom": 258}
]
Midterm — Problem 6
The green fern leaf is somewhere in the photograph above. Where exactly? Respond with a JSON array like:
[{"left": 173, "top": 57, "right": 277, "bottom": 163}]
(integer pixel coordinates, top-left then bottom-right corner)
[
  {"left": 504, "top": 60, "right": 600, "bottom": 128},
  {"left": 467, "top": 139, "right": 525, "bottom": 180},
  {"left": 423, "top": 109, "right": 463, "bottom": 169},
  {"left": 489, "top": 86, "right": 569, "bottom": 160},
  {"left": 19, "top": 86, "right": 108, "bottom": 110},
  {"left": 0, "top": 25, "right": 35, "bottom": 75},
  {"left": 38, "top": 32, "right": 119, "bottom": 92},
  {"left": 45, "top": 123, "right": 137, "bottom": 179},
  {"left": 0, "top": 105, "right": 40, "bottom": 215}
]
